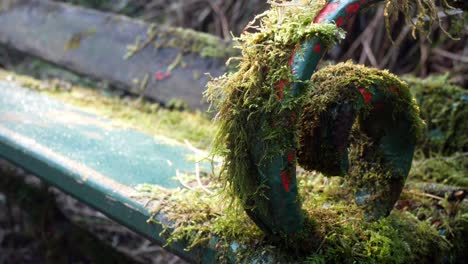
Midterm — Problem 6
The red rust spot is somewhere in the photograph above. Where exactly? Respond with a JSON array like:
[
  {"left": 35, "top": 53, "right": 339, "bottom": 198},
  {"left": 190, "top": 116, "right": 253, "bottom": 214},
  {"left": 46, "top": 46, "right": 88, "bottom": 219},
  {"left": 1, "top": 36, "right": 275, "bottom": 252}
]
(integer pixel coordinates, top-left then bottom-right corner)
[
  {"left": 314, "top": 2, "right": 340, "bottom": 23},
  {"left": 280, "top": 171, "right": 291, "bottom": 191},
  {"left": 389, "top": 85, "right": 400, "bottom": 96},
  {"left": 336, "top": 17, "right": 344, "bottom": 27},
  {"left": 314, "top": 44, "right": 321, "bottom": 53},
  {"left": 289, "top": 47, "right": 298, "bottom": 67},
  {"left": 345, "top": 2, "right": 360, "bottom": 13},
  {"left": 276, "top": 79, "right": 288, "bottom": 100},
  {"left": 358, "top": 87, "right": 372, "bottom": 104}
]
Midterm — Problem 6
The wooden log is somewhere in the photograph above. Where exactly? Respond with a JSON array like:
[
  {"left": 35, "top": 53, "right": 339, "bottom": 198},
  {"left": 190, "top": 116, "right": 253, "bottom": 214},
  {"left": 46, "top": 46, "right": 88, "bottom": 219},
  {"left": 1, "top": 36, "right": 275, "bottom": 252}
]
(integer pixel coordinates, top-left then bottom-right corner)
[{"left": 0, "top": 0, "right": 235, "bottom": 109}]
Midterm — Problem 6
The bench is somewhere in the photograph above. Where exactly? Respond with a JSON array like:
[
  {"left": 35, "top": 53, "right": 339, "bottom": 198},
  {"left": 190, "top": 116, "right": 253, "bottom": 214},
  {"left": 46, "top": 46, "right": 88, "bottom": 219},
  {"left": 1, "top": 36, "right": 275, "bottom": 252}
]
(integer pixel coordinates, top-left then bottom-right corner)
[
  {"left": 0, "top": 82, "right": 225, "bottom": 262},
  {"left": 1, "top": 0, "right": 466, "bottom": 263}
]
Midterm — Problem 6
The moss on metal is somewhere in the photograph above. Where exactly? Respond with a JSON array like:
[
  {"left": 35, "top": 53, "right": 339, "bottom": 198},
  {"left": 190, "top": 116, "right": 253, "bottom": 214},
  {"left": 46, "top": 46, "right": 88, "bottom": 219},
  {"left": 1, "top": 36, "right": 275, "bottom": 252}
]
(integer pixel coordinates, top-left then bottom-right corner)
[
  {"left": 298, "top": 61, "right": 424, "bottom": 173},
  {"left": 138, "top": 170, "right": 465, "bottom": 263},
  {"left": 205, "top": 0, "right": 342, "bottom": 214}
]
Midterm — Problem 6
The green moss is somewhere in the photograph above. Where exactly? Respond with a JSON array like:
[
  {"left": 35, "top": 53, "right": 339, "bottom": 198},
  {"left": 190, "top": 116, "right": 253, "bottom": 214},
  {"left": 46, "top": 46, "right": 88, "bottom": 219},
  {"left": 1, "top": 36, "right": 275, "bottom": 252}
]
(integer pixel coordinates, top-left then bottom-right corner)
[
  {"left": 404, "top": 74, "right": 467, "bottom": 156},
  {"left": 384, "top": 0, "right": 463, "bottom": 40},
  {"left": 125, "top": 25, "right": 237, "bottom": 61},
  {"left": 299, "top": 61, "right": 424, "bottom": 173},
  {"left": 0, "top": 69, "right": 216, "bottom": 149},
  {"left": 64, "top": 28, "right": 97, "bottom": 50},
  {"left": 137, "top": 170, "right": 464, "bottom": 262},
  {"left": 410, "top": 153, "right": 468, "bottom": 187},
  {"left": 297, "top": 61, "right": 425, "bottom": 217},
  {"left": 205, "top": 0, "right": 342, "bottom": 213}
]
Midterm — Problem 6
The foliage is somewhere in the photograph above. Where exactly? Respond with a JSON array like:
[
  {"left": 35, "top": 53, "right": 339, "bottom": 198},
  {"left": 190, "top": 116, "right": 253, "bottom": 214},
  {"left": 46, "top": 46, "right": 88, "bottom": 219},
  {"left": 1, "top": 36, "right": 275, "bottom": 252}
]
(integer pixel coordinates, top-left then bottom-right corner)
[
  {"left": 404, "top": 74, "right": 467, "bottom": 156},
  {"left": 410, "top": 153, "right": 468, "bottom": 187}
]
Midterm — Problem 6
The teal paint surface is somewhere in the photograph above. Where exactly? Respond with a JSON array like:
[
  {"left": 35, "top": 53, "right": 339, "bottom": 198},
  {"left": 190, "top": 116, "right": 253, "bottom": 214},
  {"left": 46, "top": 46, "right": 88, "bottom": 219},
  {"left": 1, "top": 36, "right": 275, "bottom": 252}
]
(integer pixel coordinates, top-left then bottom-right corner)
[
  {"left": 0, "top": 82, "right": 218, "bottom": 262},
  {"left": 0, "top": 82, "right": 199, "bottom": 189}
]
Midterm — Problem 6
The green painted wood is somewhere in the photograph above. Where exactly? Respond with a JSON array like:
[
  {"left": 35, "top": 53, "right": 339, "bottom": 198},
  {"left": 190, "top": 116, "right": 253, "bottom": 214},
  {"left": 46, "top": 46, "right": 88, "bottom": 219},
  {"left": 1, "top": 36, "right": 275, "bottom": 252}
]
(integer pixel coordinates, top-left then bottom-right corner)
[
  {"left": 0, "top": 81, "right": 219, "bottom": 262},
  {"left": 0, "top": 0, "right": 232, "bottom": 110}
]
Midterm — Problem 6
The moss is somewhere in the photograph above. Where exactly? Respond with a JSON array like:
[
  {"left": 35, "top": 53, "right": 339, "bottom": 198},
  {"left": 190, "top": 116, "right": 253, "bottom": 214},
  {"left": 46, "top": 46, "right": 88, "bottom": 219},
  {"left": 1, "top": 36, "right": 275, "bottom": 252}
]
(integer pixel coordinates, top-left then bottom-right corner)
[
  {"left": 205, "top": 0, "right": 342, "bottom": 214},
  {"left": 410, "top": 153, "right": 468, "bottom": 187},
  {"left": 297, "top": 61, "right": 425, "bottom": 218},
  {"left": 404, "top": 74, "right": 467, "bottom": 156},
  {"left": 298, "top": 61, "right": 424, "bottom": 173},
  {"left": 0, "top": 69, "right": 216, "bottom": 149},
  {"left": 383, "top": 0, "right": 463, "bottom": 40},
  {"left": 137, "top": 170, "right": 464, "bottom": 263},
  {"left": 124, "top": 25, "right": 237, "bottom": 61},
  {"left": 64, "top": 28, "right": 97, "bottom": 50}
]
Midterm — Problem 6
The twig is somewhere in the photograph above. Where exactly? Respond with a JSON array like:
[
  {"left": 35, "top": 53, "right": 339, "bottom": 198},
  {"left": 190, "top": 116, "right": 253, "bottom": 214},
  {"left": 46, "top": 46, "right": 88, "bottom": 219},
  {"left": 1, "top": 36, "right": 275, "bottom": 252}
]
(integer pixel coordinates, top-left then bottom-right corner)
[
  {"left": 405, "top": 189, "right": 444, "bottom": 201},
  {"left": 195, "top": 162, "right": 214, "bottom": 195},
  {"left": 175, "top": 169, "right": 196, "bottom": 191},
  {"left": 432, "top": 48, "right": 468, "bottom": 63},
  {"left": 205, "top": 0, "right": 231, "bottom": 40}
]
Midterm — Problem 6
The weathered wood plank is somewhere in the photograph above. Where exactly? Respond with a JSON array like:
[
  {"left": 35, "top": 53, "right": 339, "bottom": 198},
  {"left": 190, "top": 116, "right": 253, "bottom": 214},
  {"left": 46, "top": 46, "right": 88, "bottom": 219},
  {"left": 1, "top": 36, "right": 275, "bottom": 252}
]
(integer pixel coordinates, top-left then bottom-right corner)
[{"left": 0, "top": 0, "right": 234, "bottom": 109}]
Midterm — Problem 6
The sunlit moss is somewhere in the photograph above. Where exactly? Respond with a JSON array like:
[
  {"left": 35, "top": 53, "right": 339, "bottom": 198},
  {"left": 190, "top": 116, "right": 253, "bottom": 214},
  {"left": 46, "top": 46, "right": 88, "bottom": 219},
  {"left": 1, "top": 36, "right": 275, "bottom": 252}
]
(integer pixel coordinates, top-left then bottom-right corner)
[
  {"left": 137, "top": 170, "right": 463, "bottom": 263},
  {"left": 0, "top": 69, "right": 216, "bottom": 149},
  {"left": 205, "top": 0, "right": 342, "bottom": 215},
  {"left": 410, "top": 153, "right": 468, "bottom": 187}
]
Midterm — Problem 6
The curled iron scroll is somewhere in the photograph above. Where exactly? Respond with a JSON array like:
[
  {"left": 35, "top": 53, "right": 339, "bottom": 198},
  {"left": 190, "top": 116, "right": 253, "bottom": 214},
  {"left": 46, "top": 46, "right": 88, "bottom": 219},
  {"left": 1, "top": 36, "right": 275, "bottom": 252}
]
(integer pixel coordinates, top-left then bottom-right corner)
[{"left": 243, "top": 0, "right": 423, "bottom": 236}]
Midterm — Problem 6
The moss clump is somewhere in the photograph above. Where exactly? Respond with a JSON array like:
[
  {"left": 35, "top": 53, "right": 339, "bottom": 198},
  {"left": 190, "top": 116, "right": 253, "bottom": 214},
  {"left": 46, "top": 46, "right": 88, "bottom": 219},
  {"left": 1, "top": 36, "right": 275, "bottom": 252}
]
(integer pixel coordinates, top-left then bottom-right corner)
[
  {"left": 410, "top": 153, "right": 468, "bottom": 187},
  {"left": 205, "top": 0, "right": 343, "bottom": 214},
  {"left": 0, "top": 69, "right": 216, "bottom": 149},
  {"left": 298, "top": 61, "right": 425, "bottom": 218},
  {"left": 135, "top": 174, "right": 268, "bottom": 263},
  {"left": 138, "top": 170, "right": 463, "bottom": 263},
  {"left": 404, "top": 74, "right": 467, "bottom": 156},
  {"left": 298, "top": 61, "right": 424, "bottom": 173}
]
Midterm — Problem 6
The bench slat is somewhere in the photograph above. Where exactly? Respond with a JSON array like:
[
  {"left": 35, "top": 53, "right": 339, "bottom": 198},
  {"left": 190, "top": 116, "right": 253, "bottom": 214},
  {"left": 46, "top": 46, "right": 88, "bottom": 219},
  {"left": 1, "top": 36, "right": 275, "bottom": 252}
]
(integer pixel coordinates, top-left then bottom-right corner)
[{"left": 0, "top": 82, "right": 218, "bottom": 262}]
